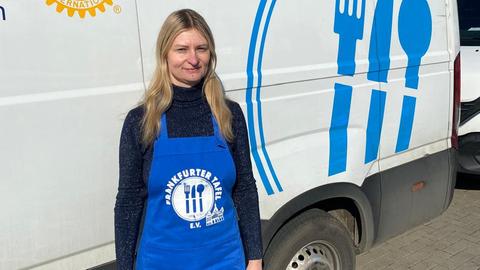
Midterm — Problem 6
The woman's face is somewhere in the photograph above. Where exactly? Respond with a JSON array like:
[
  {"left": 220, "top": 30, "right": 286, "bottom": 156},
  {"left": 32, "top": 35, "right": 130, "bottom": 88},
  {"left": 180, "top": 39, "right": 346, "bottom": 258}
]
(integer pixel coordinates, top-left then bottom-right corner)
[{"left": 167, "top": 29, "right": 210, "bottom": 88}]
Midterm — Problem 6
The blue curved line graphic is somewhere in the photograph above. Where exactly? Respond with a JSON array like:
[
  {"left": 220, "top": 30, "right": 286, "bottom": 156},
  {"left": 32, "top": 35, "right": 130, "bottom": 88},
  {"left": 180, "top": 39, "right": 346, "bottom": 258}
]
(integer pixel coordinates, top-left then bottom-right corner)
[
  {"left": 255, "top": 0, "right": 283, "bottom": 192},
  {"left": 246, "top": 0, "right": 274, "bottom": 195}
]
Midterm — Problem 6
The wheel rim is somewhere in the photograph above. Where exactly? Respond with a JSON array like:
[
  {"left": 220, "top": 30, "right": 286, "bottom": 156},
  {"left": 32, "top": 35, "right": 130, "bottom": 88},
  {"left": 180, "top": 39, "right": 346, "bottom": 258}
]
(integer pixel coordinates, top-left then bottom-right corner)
[{"left": 286, "top": 241, "right": 341, "bottom": 270}]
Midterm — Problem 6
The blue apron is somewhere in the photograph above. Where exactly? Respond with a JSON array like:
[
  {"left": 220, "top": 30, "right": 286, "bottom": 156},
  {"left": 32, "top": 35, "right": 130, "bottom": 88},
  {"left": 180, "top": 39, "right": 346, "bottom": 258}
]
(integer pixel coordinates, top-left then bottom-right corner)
[{"left": 136, "top": 114, "right": 246, "bottom": 270}]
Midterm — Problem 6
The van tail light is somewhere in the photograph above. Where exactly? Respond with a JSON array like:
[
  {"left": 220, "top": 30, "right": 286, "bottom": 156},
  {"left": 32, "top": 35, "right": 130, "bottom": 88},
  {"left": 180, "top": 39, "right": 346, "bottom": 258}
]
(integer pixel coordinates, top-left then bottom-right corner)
[{"left": 452, "top": 53, "right": 461, "bottom": 149}]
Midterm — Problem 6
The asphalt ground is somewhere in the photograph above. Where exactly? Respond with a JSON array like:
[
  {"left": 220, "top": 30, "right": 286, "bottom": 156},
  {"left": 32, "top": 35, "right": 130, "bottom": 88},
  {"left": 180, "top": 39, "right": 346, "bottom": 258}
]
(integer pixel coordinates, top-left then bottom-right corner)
[{"left": 356, "top": 173, "right": 480, "bottom": 270}]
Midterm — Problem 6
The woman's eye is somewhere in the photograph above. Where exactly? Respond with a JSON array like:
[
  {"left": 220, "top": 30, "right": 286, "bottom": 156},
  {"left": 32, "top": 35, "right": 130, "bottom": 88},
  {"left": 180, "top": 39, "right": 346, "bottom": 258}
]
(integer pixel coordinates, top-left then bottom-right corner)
[
  {"left": 176, "top": 48, "right": 187, "bottom": 52},
  {"left": 197, "top": 47, "right": 208, "bottom": 52}
]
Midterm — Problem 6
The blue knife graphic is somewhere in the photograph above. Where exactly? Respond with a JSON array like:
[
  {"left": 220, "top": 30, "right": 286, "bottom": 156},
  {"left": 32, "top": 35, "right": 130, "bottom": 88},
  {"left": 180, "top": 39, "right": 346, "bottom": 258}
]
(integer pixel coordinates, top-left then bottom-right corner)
[
  {"left": 191, "top": 185, "right": 197, "bottom": 213},
  {"left": 368, "top": 0, "right": 394, "bottom": 82}
]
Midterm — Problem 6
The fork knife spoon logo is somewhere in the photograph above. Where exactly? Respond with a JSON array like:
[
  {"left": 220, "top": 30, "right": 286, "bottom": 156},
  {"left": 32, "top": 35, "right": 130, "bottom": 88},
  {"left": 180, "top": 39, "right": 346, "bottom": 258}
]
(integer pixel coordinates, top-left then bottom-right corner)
[{"left": 184, "top": 184, "right": 206, "bottom": 214}]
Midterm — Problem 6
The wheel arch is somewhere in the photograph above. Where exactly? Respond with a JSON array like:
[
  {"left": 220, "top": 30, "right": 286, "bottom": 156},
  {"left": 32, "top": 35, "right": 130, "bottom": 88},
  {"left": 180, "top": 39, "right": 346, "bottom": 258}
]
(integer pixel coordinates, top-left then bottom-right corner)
[{"left": 261, "top": 182, "right": 375, "bottom": 255}]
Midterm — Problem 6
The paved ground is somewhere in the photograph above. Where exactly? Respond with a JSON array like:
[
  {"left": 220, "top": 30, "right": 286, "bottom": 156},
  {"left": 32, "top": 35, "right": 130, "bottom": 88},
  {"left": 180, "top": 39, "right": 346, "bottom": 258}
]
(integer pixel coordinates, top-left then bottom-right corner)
[{"left": 356, "top": 173, "right": 480, "bottom": 270}]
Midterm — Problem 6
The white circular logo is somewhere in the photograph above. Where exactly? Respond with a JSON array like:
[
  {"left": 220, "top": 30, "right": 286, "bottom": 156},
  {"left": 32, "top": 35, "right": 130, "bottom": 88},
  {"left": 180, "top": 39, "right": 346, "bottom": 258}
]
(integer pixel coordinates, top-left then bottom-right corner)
[{"left": 171, "top": 177, "right": 215, "bottom": 222}]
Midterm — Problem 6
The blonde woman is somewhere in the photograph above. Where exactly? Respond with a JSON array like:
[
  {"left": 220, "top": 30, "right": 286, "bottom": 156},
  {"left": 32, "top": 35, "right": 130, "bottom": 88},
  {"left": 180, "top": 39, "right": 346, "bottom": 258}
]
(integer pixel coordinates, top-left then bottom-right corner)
[{"left": 114, "top": 9, "right": 263, "bottom": 270}]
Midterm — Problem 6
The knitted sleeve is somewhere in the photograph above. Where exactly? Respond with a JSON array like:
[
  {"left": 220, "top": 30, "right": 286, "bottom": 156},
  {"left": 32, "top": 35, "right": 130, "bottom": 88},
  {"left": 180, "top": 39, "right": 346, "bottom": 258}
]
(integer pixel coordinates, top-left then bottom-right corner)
[
  {"left": 229, "top": 101, "right": 263, "bottom": 260},
  {"left": 114, "top": 107, "right": 147, "bottom": 270}
]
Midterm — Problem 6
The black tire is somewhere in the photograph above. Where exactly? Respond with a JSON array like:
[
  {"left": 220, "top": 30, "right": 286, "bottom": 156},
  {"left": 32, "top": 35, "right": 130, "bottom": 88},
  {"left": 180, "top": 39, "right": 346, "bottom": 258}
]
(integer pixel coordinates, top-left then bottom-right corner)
[{"left": 264, "top": 209, "right": 356, "bottom": 270}]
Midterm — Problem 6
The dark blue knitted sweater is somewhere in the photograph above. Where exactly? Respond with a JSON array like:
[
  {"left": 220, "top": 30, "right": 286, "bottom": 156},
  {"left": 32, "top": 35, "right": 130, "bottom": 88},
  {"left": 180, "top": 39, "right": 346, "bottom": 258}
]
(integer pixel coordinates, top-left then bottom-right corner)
[{"left": 114, "top": 84, "right": 262, "bottom": 269}]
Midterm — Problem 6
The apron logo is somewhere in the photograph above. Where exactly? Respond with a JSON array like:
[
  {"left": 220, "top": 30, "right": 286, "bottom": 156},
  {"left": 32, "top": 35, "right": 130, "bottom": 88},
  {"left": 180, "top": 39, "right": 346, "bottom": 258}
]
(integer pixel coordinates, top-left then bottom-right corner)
[{"left": 165, "top": 169, "right": 224, "bottom": 229}]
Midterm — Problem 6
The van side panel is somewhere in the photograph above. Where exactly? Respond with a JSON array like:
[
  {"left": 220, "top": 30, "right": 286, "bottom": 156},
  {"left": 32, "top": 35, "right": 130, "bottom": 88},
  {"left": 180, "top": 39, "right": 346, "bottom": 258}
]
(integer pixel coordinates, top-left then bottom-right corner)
[
  {"left": 0, "top": 2, "right": 143, "bottom": 269},
  {"left": 249, "top": 0, "right": 457, "bottom": 256}
]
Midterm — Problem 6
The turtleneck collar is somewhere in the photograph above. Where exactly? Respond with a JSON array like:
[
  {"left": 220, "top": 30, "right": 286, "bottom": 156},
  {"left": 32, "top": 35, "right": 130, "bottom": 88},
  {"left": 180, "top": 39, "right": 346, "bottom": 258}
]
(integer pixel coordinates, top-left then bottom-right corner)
[{"left": 172, "top": 81, "right": 204, "bottom": 102}]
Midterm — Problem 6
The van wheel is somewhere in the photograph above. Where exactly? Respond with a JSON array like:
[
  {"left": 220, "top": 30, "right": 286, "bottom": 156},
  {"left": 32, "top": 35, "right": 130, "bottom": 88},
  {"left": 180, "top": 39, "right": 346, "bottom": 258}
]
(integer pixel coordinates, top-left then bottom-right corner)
[{"left": 263, "top": 209, "right": 355, "bottom": 270}]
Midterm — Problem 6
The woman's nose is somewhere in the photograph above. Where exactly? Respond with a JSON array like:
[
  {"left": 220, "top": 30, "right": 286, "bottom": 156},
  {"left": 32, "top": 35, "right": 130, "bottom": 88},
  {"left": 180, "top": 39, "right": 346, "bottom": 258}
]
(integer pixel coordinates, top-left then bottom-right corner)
[{"left": 187, "top": 51, "right": 199, "bottom": 66}]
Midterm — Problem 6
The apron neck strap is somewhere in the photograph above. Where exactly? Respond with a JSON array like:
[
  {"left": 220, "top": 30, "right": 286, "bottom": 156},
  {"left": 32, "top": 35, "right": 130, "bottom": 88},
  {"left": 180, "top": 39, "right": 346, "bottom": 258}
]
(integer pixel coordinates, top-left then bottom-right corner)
[
  {"left": 211, "top": 114, "right": 222, "bottom": 138},
  {"left": 160, "top": 114, "right": 168, "bottom": 138}
]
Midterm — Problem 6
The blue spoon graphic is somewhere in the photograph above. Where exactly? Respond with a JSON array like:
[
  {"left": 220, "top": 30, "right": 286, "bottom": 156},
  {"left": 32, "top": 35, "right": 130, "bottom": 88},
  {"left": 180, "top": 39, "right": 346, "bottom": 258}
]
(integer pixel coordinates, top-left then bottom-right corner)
[
  {"left": 197, "top": 184, "right": 205, "bottom": 212},
  {"left": 398, "top": 0, "right": 432, "bottom": 89}
]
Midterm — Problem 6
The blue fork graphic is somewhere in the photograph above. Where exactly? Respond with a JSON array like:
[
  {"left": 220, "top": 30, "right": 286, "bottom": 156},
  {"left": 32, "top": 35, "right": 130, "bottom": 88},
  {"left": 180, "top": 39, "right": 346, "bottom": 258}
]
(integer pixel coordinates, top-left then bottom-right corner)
[{"left": 334, "top": 0, "right": 366, "bottom": 76}]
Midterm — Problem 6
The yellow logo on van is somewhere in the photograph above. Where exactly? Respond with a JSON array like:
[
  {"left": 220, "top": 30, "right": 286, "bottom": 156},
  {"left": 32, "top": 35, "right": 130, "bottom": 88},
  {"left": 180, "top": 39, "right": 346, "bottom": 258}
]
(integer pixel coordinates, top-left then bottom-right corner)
[{"left": 45, "top": 0, "right": 120, "bottom": 18}]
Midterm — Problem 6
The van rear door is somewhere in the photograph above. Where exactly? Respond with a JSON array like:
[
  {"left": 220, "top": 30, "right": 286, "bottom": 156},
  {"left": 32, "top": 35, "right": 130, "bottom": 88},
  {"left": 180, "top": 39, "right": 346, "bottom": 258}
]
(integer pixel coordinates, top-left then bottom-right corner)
[{"left": 374, "top": 0, "right": 454, "bottom": 243}]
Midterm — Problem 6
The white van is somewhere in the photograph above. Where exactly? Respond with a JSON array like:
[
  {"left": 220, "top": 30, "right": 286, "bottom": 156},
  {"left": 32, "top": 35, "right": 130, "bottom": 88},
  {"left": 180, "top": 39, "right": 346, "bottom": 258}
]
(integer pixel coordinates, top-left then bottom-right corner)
[
  {"left": 0, "top": 1, "right": 460, "bottom": 269},
  {"left": 457, "top": 0, "right": 480, "bottom": 175}
]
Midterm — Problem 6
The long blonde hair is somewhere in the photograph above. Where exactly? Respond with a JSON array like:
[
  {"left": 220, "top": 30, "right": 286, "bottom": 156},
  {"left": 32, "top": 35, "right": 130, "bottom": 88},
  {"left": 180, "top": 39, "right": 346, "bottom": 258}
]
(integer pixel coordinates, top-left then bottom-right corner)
[{"left": 141, "top": 9, "right": 233, "bottom": 146}]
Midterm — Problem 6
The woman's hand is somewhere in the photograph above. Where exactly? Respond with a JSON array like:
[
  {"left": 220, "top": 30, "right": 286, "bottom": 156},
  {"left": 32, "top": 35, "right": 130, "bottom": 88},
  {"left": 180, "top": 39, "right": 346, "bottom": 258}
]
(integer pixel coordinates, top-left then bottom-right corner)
[{"left": 246, "top": 259, "right": 262, "bottom": 270}]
